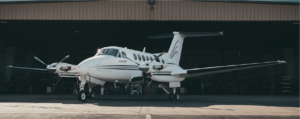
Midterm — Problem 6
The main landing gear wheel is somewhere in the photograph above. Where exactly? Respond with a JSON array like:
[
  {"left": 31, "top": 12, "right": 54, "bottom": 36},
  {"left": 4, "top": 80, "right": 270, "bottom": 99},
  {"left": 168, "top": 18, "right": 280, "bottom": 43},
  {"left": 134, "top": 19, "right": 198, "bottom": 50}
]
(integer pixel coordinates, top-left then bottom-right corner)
[
  {"left": 169, "top": 93, "right": 179, "bottom": 101},
  {"left": 174, "top": 93, "right": 179, "bottom": 101},
  {"left": 77, "top": 90, "right": 86, "bottom": 102},
  {"left": 169, "top": 94, "right": 173, "bottom": 100},
  {"left": 90, "top": 92, "right": 95, "bottom": 99}
]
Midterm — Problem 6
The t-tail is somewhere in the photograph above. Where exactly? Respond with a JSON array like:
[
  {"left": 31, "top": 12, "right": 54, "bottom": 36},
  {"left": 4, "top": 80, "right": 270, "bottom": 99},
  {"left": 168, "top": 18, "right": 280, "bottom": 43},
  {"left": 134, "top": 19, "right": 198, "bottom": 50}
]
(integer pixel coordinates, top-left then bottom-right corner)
[{"left": 149, "top": 31, "right": 223, "bottom": 64}]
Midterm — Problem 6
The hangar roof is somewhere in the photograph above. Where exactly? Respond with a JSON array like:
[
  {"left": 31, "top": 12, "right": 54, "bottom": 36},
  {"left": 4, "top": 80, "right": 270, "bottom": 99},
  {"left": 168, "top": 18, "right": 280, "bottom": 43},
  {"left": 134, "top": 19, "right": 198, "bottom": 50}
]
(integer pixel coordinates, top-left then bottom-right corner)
[{"left": 0, "top": 0, "right": 298, "bottom": 21}]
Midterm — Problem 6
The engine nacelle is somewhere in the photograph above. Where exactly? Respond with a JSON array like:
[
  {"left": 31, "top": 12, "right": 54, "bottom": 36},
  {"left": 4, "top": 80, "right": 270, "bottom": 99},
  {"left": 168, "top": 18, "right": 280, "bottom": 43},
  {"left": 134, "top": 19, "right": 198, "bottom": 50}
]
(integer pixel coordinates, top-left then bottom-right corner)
[
  {"left": 153, "top": 65, "right": 163, "bottom": 70},
  {"left": 60, "top": 66, "right": 71, "bottom": 71}
]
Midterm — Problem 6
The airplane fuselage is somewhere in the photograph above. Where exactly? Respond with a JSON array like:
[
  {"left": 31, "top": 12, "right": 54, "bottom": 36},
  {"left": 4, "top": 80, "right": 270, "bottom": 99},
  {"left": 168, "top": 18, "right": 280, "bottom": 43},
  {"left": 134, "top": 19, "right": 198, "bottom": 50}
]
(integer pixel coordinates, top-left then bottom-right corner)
[{"left": 76, "top": 46, "right": 185, "bottom": 83}]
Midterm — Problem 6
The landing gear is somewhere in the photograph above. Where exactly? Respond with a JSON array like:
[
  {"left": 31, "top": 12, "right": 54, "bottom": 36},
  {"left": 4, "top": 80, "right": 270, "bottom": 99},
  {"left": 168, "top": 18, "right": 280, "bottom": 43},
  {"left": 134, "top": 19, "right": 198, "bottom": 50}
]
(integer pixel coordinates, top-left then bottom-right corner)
[
  {"left": 169, "top": 93, "right": 179, "bottom": 101},
  {"left": 169, "top": 88, "right": 179, "bottom": 101},
  {"left": 89, "top": 92, "right": 95, "bottom": 99},
  {"left": 78, "top": 90, "right": 86, "bottom": 102},
  {"left": 169, "top": 94, "right": 173, "bottom": 100},
  {"left": 174, "top": 93, "right": 179, "bottom": 101},
  {"left": 77, "top": 75, "right": 87, "bottom": 102},
  {"left": 87, "top": 87, "right": 95, "bottom": 99}
]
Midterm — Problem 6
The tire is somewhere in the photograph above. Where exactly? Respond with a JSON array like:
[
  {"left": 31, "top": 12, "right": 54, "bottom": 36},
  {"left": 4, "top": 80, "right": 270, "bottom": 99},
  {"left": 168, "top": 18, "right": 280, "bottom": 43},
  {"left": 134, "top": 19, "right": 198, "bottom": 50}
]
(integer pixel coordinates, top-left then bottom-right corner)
[
  {"left": 90, "top": 92, "right": 95, "bottom": 99},
  {"left": 169, "top": 94, "right": 173, "bottom": 101},
  {"left": 174, "top": 93, "right": 179, "bottom": 101},
  {"left": 77, "top": 90, "right": 86, "bottom": 102}
]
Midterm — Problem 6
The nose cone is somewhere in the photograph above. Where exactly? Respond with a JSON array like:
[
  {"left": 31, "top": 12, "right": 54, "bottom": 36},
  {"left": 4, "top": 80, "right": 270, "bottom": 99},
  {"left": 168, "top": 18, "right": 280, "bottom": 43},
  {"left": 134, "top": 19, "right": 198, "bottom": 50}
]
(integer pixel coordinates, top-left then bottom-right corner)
[
  {"left": 76, "top": 61, "right": 89, "bottom": 75},
  {"left": 46, "top": 64, "right": 56, "bottom": 73}
]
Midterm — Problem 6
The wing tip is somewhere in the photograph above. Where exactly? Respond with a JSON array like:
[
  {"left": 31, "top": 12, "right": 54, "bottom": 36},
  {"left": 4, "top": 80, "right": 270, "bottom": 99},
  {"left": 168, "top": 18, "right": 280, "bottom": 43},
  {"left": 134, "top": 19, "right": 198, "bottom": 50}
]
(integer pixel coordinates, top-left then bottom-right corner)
[{"left": 278, "top": 60, "right": 287, "bottom": 63}]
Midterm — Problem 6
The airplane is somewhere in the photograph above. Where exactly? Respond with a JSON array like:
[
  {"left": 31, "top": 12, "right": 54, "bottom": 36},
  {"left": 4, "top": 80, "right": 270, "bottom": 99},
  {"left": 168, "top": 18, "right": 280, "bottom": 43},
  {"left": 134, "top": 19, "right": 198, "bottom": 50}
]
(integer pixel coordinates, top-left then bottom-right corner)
[
  {"left": 74, "top": 31, "right": 286, "bottom": 101},
  {"left": 8, "top": 31, "right": 287, "bottom": 102}
]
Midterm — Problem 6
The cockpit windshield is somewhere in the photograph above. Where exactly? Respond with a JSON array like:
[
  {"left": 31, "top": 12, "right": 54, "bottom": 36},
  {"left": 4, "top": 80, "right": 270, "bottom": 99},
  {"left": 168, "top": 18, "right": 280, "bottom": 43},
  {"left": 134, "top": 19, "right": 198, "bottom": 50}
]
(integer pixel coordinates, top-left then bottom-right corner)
[{"left": 96, "top": 48, "right": 119, "bottom": 57}]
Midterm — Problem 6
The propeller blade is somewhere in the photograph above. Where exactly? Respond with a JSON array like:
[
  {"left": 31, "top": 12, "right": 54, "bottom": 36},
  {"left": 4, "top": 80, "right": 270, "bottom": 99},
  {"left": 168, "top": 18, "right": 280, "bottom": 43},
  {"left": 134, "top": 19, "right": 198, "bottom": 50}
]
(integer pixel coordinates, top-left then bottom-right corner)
[
  {"left": 147, "top": 79, "right": 153, "bottom": 87},
  {"left": 54, "top": 55, "right": 70, "bottom": 67},
  {"left": 124, "top": 56, "right": 140, "bottom": 65},
  {"left": 148, "top": 51, "right": 165, "bottom": 65},
  {"left": 34, "top": 56, "right": 47, "bottom": 66}
]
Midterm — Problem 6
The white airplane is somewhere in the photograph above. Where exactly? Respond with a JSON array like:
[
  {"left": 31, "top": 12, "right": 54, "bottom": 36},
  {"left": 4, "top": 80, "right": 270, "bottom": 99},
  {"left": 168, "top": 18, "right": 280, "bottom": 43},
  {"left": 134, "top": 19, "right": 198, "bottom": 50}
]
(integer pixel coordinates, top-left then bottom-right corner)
[
  {"left": 74, "top": 31, "right": 286, "bottom": 101},
  {"left": 8, "top": 31, "right": 286, "bottom": 102}
]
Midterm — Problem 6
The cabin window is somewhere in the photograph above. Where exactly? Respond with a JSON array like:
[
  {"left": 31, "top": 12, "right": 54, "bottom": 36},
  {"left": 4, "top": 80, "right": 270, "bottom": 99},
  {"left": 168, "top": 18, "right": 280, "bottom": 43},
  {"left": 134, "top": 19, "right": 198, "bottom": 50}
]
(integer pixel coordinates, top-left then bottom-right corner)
[
  {"left": 138, "top": 54, "right": 141, "bottom": 61},
  {"left": 146, "top": 56, "right": 149, "bottom": 61},
  {"left": 162, "top": 59, "right": 165, "bottom": 64},
  {"left": 142, "top": 55, "right": 145, "bottom": 61},
  {"left": 133, "top": 53, "right": 137, "bottom": 60},
  {"left": 121, "top": 51, "right": 127, "bottom": 58}
]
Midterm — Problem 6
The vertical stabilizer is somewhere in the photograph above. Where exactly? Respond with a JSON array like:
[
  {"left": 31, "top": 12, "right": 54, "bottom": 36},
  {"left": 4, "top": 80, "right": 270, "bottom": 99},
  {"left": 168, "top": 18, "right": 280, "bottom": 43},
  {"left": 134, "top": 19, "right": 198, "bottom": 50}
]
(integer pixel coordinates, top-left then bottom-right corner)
[
  {"left": 148, "top": 31, "right": 223, "bottom": 65},
  {"left": 167, "top": 32, "right": 185, "bottom": 64}
]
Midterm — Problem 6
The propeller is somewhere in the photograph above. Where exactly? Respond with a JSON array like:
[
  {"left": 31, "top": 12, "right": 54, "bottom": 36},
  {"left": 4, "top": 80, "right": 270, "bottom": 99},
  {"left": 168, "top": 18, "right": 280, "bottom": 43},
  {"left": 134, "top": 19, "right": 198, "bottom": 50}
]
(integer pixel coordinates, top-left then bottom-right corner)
[
  {"left": 147, "top": 51, "right": 165, "bottom": 65},
  {"left": 54, "top": 55, "right": 70, "bottom": 67},
  {"left": 33, "top": 55, "right": 70, "bottom": 73},
  {"left": 125, "top": 51, "right": 165, "bottom": 73},
  {"left": 138, "top": 51, "right": 165, "bottom": 73},
  {"left": 34, "top": 57, "right": 47, "bottom": 66},
  {"left": 125, "top": 51, "right": 166, "bottom": 88}
]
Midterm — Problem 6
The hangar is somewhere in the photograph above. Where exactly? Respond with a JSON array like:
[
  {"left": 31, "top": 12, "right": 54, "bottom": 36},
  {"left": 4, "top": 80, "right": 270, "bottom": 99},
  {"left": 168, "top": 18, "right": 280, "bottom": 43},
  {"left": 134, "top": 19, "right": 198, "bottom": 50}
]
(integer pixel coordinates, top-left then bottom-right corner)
[{"left": 0, "top": 0, "right": 298, "bottom": 95}]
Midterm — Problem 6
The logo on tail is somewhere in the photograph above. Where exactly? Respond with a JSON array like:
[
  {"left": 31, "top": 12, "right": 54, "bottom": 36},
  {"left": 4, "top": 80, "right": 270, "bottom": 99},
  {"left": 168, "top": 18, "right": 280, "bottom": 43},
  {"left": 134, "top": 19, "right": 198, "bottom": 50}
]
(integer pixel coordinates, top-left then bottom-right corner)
[{"left": 170, "top": 40, "right": 180, "bottom": 59}]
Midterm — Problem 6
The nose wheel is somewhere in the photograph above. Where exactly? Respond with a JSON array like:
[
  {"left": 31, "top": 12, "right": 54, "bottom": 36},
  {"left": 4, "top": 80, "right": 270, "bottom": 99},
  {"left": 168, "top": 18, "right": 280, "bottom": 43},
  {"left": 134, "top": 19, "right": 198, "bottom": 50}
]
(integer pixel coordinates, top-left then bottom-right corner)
[{"left": 77, "top": 90, "right": 86, "bottom": 102}]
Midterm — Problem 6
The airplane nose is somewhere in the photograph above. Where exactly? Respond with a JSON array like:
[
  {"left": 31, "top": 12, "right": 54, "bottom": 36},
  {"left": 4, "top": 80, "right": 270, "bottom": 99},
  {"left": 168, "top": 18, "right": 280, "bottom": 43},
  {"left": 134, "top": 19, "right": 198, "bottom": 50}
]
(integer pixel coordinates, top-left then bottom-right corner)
[{"left": 76, "top": 61, "right": 89, "bottom": 75}]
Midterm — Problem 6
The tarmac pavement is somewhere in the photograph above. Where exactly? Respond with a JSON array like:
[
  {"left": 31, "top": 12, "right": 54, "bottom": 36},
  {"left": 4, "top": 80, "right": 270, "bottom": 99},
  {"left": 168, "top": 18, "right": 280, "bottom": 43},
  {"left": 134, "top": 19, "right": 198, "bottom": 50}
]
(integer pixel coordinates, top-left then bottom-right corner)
[{"left": 0, "top": 94, "right": 298, "bottom": 119}]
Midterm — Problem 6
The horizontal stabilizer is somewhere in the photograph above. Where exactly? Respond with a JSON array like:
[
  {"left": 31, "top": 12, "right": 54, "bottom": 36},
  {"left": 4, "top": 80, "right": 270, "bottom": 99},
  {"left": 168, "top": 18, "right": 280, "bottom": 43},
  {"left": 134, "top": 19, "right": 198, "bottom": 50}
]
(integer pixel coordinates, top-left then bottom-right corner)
[{"left": 148, "top": 32, "right": 223, "bottom": 39}]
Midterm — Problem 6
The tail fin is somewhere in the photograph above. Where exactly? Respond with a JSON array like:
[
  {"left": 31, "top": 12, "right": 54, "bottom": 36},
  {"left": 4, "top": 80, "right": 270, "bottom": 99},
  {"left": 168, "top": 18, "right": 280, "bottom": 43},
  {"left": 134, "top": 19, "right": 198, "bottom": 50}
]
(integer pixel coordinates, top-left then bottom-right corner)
[
  {"left": 167, "top": 32, "right": 184, "bottom": 64},
  {"left": 149, "top": 31, "right": 223, "bottom": 64}
]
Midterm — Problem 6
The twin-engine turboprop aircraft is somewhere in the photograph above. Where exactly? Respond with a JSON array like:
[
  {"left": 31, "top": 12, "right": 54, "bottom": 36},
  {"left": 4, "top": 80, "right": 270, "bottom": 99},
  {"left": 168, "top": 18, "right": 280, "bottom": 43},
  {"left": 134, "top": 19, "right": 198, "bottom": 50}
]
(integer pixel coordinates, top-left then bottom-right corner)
[{"left": 8, "top": 31, "right": 286, "bottom": 102}]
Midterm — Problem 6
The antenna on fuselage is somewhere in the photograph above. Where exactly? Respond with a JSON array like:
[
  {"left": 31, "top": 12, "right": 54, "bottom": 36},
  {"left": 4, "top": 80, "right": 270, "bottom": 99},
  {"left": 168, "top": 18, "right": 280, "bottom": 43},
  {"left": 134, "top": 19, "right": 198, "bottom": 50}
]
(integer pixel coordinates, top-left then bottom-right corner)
[{"left": 143, "top": 47, "right": 146, "bottom": 52}]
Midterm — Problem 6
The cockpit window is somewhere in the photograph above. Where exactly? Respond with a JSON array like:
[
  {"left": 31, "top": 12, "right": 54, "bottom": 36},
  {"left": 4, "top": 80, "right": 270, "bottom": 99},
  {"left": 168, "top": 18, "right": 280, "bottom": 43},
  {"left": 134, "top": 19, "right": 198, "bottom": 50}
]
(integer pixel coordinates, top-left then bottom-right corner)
[
  {"left": 146, "top": 56, "right": 149, "bottom": 61},
  {"left": 96, "top": 48, "right": 119, "bottom": 57},
  {"left": 121, "top": 51, "right": 127, "bottom": 58}
]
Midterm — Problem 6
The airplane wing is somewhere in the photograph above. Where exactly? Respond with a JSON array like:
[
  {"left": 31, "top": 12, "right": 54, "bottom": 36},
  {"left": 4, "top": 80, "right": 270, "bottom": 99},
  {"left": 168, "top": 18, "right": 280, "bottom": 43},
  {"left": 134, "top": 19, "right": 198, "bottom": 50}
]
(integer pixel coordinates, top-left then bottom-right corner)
[
  {"left": 171, "top": 60, "right": 286, "bottom": 78},
  {"left": 7, "top": 65, "right": 47, "bottom": 72}
]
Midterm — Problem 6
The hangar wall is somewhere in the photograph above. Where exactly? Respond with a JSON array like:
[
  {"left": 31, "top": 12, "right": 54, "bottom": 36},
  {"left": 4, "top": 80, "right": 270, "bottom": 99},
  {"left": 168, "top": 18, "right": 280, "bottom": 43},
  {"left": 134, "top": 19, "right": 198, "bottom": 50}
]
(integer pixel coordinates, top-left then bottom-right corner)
[{"left": 0, "top": 0, "right": 298, "bottom": 21}]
